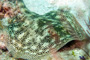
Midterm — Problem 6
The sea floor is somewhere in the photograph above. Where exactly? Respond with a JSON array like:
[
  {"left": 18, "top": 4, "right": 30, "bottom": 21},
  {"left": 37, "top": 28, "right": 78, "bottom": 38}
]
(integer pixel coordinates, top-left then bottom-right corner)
[{"left": 0, "top": 48, "right": 90, "bottom": 60}]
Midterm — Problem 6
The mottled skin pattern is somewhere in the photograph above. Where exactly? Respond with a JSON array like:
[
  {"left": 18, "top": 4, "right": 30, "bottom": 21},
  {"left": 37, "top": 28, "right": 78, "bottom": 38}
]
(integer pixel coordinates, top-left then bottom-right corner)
[{"left": 6, "top": 0, "right": 86, "bottom": 60}]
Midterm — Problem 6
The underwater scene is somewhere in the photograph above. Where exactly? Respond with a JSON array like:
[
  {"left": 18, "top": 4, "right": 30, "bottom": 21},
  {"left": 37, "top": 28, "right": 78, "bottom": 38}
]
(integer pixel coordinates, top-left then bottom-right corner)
[{"left": 0, "top": 0, "right": 90, "bottom": 60}]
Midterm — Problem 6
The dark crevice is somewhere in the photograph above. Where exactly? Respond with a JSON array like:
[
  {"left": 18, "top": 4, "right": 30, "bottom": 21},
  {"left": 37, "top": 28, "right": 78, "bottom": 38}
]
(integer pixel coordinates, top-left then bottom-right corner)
[{"left": 58, "top": 40, "right": 85, "bottom": 52}]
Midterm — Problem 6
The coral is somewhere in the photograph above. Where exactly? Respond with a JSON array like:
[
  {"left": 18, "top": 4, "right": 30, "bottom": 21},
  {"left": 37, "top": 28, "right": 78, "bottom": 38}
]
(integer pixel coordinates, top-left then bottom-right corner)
[
  {"left": 0, "top": 0, "right": 21, "bottom": 19},
  {"left": 0, "top": 0, "right": 23, "bottom": 29}
]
